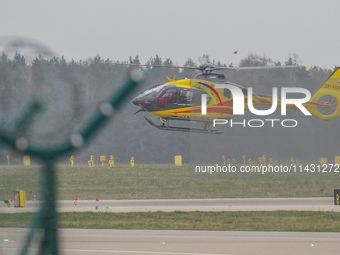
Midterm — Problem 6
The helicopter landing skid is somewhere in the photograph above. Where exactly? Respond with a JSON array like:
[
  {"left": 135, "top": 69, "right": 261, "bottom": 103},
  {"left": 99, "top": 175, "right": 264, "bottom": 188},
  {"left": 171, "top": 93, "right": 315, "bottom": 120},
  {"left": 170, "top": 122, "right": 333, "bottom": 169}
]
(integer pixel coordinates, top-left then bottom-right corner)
[{"left": 144, "top": 117, "right": 222, "bottom": 134}]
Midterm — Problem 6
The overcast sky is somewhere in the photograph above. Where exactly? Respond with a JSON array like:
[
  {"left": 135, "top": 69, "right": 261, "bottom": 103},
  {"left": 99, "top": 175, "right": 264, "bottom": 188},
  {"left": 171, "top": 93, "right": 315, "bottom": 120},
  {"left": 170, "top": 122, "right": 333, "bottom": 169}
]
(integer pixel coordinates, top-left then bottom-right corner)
[{"left": 0, "top": 0, "right": 339, "bottom": 69}]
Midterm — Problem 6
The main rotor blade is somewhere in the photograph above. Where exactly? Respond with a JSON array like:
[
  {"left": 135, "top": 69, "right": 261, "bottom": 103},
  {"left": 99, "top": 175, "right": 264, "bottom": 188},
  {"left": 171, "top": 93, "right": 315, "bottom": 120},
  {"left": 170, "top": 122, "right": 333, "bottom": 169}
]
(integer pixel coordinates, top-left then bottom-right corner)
[
  {"left": 109, "top": 63, "right": 198, "bottom": 70},
  {"left": 104, "top": 62, "right": 312, "bottom": 72},
  {"left": 214, "top": 65, "right": 313, "bottom": 71}
]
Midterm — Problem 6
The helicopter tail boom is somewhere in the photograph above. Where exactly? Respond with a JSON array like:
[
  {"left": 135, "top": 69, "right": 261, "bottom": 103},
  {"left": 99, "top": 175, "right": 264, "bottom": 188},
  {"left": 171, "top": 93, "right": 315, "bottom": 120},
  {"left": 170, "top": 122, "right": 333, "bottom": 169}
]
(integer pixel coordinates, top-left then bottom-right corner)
[{"left": 304, "top": 68, "right": 340, "bottom": 120}]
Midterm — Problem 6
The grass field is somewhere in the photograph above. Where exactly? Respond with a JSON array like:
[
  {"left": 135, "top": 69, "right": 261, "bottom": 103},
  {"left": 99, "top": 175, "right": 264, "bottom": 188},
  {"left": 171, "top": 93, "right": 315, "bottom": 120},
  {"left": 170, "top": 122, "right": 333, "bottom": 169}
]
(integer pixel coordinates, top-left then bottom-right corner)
[
  {"left": 1, "top": 164, "right": 339, "bottom": 200},
  {"left": 1, "top": 211, "right": 340, "bottom": 232}
]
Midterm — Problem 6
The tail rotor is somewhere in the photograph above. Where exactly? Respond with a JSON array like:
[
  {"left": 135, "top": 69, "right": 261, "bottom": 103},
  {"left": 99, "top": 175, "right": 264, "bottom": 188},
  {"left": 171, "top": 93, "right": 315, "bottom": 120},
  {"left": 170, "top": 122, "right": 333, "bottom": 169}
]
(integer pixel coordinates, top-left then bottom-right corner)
[{"left": 305, "top": 68, "right": 340, "bottom": 120}]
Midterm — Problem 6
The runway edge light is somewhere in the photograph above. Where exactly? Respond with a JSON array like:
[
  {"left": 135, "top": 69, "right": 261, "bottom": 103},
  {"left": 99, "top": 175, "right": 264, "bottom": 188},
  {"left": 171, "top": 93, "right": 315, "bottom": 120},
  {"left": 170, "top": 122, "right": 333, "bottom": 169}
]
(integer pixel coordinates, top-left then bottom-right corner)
[{"left": 100, "top": 156, "right": 106, "bottom": 167}]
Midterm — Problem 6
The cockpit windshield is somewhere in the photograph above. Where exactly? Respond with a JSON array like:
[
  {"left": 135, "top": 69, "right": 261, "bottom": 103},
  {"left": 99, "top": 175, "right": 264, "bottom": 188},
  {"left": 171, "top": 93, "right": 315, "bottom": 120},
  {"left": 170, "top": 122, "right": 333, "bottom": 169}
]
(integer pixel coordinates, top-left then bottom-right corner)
[
  {"left": 139, "top": 84, "right": 167, "bottom": 97},
  {"left": 136, "top": 84, "right": 167, "bottom": 102}
]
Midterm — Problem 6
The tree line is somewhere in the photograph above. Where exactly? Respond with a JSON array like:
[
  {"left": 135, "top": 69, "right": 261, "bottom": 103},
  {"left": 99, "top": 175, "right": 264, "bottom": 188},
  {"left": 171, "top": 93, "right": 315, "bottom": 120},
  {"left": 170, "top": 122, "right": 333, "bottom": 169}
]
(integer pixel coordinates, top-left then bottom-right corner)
[{"left": 0, "top": 51, "right": 338, "bottom": 164}]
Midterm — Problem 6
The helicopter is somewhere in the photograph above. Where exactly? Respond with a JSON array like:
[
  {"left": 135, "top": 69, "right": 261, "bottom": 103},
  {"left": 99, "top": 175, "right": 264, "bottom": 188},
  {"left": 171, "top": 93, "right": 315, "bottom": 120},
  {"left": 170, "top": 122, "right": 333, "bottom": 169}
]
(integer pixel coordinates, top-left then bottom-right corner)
[{"left": 131, "top": 61, "right": 340, "bottom": 134}]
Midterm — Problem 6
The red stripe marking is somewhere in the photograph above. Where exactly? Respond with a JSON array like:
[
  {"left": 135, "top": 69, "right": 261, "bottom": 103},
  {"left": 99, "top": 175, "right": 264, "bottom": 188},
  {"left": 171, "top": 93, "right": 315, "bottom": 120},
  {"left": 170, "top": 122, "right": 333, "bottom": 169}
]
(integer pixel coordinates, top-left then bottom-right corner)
[
  {"left": 304, "top": 102, "right": 330, "bottom": 108},
  {"left": 175, "top": 107, "right": 233, "bottom": 114},
  {"left": 256, "top": 97, "right": 271, "bottom": 104}
]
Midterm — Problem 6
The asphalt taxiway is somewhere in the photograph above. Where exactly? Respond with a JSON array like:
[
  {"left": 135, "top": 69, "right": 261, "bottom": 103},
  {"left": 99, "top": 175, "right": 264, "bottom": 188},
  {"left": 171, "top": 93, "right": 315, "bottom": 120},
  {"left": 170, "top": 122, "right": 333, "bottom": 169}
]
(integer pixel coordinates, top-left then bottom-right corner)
[
  {"left": 1, "top": 197, "right": 339, "bottom": 213},
  {"left": 2, "top": 198, "right": 339, "bottom": 254},
  {"left": 2, "top": 228, "right": 340, "bottom": 255}
]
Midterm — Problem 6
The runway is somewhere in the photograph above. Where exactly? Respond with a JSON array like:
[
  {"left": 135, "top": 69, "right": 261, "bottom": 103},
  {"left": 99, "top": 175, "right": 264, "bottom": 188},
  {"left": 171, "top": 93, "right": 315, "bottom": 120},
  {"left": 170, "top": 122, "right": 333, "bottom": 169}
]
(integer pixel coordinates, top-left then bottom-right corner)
[
  {"left": 2, "top": 198, "right": 340, "bottom": 254},
  {"left": 1, "top": 197, "right": 339, "bottom": 213},
  {"left": 2, "top": 228, "right": 340, "bottom": 255}
]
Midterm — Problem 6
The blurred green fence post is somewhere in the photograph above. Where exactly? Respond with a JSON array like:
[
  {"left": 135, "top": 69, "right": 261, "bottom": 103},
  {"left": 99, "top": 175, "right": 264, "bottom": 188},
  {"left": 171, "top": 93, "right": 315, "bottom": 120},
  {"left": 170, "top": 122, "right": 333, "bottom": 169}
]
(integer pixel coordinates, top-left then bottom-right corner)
[{"left": 0, "top": 69, "right": 144, "bottom": 255}]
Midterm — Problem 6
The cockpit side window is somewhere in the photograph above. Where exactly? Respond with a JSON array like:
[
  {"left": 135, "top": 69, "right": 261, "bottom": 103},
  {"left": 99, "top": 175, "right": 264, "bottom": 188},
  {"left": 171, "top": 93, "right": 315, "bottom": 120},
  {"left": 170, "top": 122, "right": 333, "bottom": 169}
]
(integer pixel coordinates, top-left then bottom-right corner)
[
  {"left": 178, "top": 89, "right": 193, "bottom": 104},
  {"left": 158, "top": 88, "right": 177, "bottom": 103},
  {"left": 224, "top": 89, "right": 231, "bottom": 98},
  {"left": 178, "top": 89, "right": 212, "bottom": 106},
  {"left": 223, "top": 87, "right": 248, "bottom": 98}
]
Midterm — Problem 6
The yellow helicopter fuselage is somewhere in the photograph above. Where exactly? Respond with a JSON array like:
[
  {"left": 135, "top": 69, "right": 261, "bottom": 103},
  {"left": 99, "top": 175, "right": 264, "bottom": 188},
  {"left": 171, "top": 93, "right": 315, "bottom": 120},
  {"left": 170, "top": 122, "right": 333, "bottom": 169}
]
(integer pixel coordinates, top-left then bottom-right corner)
[
  {"left": 150, "top": 78, "right": 287, "bottom": 122},
  {"left": 132, "top": 68, "right": 340, "bottom": 133}
]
